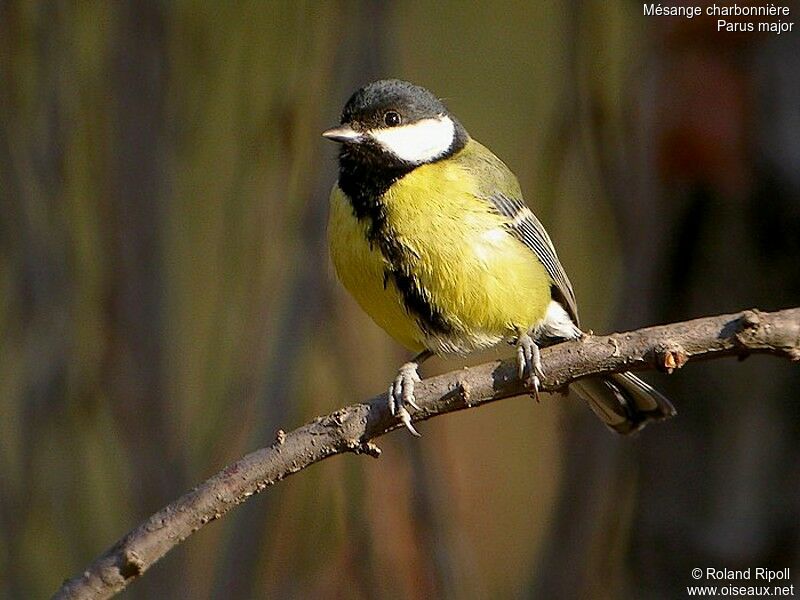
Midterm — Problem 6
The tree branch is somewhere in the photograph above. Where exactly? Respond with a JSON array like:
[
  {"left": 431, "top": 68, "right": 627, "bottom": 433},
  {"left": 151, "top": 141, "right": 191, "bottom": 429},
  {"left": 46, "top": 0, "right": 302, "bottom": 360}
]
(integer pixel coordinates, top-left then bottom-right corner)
[{"left": 53, "top": 307, "right": 800, "bottom": 599}]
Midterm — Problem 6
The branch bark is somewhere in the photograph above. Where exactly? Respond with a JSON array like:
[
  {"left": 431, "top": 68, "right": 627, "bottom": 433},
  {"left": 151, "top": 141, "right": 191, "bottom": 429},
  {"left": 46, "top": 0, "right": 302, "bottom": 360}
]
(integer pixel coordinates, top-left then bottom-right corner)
[{"left": 53, "top": 307, "right": 800, "bottom": 599}]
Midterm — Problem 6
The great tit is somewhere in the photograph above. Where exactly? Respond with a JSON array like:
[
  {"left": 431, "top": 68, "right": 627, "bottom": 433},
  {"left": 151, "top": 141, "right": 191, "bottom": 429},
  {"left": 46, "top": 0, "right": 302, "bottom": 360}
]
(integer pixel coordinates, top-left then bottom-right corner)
[{"left": 324, "top": 79, "right": 675, "bottom": 436}]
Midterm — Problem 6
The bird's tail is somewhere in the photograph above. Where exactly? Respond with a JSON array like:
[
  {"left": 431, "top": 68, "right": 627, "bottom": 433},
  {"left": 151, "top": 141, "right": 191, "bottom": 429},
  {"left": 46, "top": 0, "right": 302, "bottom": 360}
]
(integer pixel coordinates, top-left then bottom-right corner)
[{"left": 571, "top": 372, "right": 676, "bottom": 435}]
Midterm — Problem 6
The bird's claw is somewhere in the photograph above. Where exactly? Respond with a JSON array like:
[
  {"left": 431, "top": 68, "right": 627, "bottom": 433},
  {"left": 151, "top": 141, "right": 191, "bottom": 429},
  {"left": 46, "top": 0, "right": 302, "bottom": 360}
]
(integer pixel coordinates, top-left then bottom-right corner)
[
  {"left": 389, "top": 362, "right": 423, "bottom": 436},
  {"left": 516, "top": 333, "right": 545, "bottom": 402}
]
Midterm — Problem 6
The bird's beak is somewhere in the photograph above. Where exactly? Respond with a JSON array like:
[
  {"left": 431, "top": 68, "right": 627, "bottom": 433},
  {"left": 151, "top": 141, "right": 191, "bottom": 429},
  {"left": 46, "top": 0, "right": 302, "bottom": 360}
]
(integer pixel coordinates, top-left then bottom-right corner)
[{"left": 322, "top": 125, "right": 362, "bottom": 143}]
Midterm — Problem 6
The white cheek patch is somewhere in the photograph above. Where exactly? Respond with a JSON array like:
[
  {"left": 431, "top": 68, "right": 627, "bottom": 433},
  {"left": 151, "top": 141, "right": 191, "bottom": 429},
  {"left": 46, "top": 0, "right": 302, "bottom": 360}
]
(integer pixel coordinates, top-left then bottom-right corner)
[{"left": 369, "top": 116, "right": 456, "bottom": 163}]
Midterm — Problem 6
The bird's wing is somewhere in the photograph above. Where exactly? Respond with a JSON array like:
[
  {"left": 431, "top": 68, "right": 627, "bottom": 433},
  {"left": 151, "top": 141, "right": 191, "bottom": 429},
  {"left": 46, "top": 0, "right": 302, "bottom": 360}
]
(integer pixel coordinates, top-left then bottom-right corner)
[
  {"left": 458, "top": 140, "right": 579, "bottom": 324},
  {"left": 488, "top": 193, "right": 579, "bottom": 325}
]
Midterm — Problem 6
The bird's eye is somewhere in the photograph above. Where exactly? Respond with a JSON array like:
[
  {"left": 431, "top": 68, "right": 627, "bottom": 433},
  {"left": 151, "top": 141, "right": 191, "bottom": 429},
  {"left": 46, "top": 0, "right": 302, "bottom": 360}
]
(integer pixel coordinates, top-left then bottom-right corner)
[{"left": 383, "top": 111, "right": 401, "bottom": 127}]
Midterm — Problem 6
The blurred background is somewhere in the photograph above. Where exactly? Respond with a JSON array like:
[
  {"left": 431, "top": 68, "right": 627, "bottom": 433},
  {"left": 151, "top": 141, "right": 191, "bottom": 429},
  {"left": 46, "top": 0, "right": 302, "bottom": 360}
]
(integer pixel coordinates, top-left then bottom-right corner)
[{"left": 2, "top": 1, "right": 799, "bottom": 598}]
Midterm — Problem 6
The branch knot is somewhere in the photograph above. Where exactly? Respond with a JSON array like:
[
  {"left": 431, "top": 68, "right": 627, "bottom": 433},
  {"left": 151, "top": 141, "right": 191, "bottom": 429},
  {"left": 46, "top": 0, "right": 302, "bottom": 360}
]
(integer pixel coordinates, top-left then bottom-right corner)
[{"left": 654, "top": 343, "right": 688, "bottom": 374}]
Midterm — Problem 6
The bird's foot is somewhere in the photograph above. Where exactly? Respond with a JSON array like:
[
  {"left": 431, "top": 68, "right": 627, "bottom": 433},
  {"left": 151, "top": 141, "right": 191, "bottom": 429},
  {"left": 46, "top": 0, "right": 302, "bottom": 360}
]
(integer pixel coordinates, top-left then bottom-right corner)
[
  {"left": 516, "top": 333, "right": 545, "bottom": 401},
  {"left": 389, "top": 361, "right": 423, "bottom": 436}
]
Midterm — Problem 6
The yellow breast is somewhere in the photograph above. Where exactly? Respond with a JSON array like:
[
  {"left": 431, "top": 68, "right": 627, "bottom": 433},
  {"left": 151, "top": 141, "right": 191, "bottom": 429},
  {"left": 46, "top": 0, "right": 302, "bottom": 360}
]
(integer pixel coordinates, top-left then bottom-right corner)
[
  {"left": 328, "top": 186, "right": 426, "bottom": 351},
  {"left": 327, "top": 159, "right": 553, "bottom": 354}
]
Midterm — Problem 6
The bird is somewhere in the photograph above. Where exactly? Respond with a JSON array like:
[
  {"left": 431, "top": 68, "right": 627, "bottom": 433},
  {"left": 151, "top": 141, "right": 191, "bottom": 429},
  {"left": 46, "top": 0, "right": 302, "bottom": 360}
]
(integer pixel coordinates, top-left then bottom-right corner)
[{"left": 323, "top": 79, "right": 675, "bottom": 436}]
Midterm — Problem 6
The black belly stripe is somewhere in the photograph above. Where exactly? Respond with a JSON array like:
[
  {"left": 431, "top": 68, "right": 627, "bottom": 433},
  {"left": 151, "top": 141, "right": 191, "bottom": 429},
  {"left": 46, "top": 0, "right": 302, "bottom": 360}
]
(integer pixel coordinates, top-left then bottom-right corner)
[
  {"left": 338, "top": 147, "right": 454, "bottom": 336},
  {"left": 391, "top": 269, "right": 453, "bottom": 335}
]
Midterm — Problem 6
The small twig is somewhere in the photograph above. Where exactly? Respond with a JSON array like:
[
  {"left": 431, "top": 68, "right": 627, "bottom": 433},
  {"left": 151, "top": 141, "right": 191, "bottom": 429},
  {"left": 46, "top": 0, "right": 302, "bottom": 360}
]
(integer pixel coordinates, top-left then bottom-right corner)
[{"left": 53, "top": 307, "right": 800, "bottom": 600}]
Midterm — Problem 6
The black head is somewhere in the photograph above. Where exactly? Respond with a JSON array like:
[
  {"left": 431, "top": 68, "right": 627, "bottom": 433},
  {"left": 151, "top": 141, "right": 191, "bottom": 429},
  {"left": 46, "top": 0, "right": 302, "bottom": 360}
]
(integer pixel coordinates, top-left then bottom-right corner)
[
  {"left": 341, "top": 79, "right": 451, "bottom": 132},
  {"left": 323, "top": 79, "right": 468, "bottom": 168}
]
